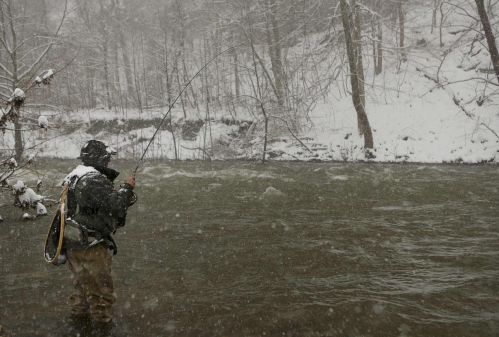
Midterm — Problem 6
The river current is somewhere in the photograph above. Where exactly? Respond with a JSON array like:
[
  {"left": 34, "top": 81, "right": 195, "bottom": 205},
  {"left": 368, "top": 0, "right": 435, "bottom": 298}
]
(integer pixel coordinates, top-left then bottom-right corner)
[{"left": 1, "top": 161, "right": 498, "bottom": 336}]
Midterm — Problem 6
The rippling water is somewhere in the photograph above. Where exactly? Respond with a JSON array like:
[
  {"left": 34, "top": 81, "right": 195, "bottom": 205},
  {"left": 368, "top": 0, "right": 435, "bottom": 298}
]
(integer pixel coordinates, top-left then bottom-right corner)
[{"left": 1, "top": 161, "right": 498, "bottom": 336}]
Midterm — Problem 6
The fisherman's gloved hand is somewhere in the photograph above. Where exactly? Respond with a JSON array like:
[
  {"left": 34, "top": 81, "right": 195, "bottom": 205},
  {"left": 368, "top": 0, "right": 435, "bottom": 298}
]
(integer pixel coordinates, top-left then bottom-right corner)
[{"left": 124, "top": 176, "right": 136, "bottom": 190}]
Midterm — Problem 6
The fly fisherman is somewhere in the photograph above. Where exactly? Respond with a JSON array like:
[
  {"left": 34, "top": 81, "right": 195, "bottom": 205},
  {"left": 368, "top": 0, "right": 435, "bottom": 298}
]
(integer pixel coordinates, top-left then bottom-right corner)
[{"left": 61, "top": 140, "right": 136, "bottom": 325}]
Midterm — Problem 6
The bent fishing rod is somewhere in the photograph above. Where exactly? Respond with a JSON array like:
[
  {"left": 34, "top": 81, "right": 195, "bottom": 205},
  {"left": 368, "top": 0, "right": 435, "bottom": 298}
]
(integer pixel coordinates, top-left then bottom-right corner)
[{"left": 132, "top": 43, "right": 245, "bottom": 176}]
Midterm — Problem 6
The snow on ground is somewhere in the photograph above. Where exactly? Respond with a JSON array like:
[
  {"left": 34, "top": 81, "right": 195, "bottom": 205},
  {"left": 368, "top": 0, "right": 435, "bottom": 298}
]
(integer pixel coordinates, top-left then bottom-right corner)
[
  {"left": 0, "top": 4, "right": 497, "bottom": 164},
  {"left": 261, "top": 3, "right": 499, "bottom": 164}
]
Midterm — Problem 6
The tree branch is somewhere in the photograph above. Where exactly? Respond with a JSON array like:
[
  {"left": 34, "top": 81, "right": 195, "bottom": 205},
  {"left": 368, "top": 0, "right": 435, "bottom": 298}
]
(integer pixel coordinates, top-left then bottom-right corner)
[
  {"left": 240, "top": 25, "right": 280, "bottom": 100},
  {"left": 0, "top": 74, "right": 13, "bottom": 82},
  {"left": 481, "top": 122, "right": 499, "bottom": 140},
  {"left": 0, "top": 34, "right": 11, "bottom": 54},
  {"left": 18, "top": 0, "right": 68, "bottom": 82},
  {"left": 17, "top": 42, "right": 55, "bottom": 64},
  {"left": 442, "top": 1, "right": 479, "bottom": 21},
  {"left": 269, "top": 114, "right": 313, "bottom": 154},
  {"left": 0, "top": 60, "right": 13, "bottom": 77},
  {"left": 0, "top": 83, "right": 12, "bottom": 90}
]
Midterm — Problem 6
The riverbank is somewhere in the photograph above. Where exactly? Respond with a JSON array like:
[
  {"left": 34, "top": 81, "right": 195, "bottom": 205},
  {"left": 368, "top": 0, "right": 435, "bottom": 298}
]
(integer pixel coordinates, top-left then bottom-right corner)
[
  {"left": 13, "top": 98, "right": 499, "bottom": 164},
  {"left": 2, "top": 3, "right": 499, "bottom": 164}
]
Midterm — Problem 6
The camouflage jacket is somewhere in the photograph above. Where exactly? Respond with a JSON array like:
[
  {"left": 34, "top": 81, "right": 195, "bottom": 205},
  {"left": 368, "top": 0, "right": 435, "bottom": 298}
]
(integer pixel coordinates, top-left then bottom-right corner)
[{"left": 64, "top": 165, "right": 135, "bottom": 252}]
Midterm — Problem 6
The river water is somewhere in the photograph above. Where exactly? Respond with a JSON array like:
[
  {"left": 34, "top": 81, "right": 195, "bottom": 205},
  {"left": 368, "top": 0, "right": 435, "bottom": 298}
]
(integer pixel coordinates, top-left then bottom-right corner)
[{"left": 1, "top": 161, "right": 498, "bottom": 337}]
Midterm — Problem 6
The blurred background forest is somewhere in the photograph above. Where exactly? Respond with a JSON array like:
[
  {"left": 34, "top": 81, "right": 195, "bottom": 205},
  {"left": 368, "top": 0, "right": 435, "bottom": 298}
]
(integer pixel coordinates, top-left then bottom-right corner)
[{"left": 0, "top": 0, "right": 498, "bottom": 163}]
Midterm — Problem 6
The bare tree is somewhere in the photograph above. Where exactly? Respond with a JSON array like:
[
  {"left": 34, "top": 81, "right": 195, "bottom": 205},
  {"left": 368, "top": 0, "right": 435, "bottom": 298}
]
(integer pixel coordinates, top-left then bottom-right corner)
[
  {"left": 114, "top": 0, "right": 136, "bottom": 105},
  {"left": 340, "top": 0, "right": 374, "bottom": 152},
  {"left": 0, "top": 67, "right": 56, "bottom": 219},
  {"left": 99, "top": 1, "right": 112, "bottom": 109},
  {"left": 0, "top": 0, "right": 67, "bottom": 160}
]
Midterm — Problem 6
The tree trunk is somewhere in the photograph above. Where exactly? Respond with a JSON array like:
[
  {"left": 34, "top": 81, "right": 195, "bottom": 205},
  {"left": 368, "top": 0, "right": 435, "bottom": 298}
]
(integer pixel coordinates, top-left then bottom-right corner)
[
  {"left": 213, "top": 26, "right": 222, "bottom": 111},
  {"left": 113, "top": 37, "right": 122, "bottom": 113},
  {"left": 373, "top": 0, "right": 383, "bottom": 75},
  {"left": 398, "top": 1, "right": 407, "bottom": 62},
  {"left": 439, "top": 2, "right": 445, "bottom": 47},
  {"left": 340, "top": 0, "right": 374, "bottom": 150},
  {"left": 12, "top": 81, "right": 23, "bottom": 162},
  {"left": 13, "top": 116, "right": 23, "bottom": 161},
  {"left": 352, "top": 0, "right": 365, "bottom": 108},
  {"left": 162, "top": 33, "right": 178, "bottom": 160},
  {"left": 266, "top": 0, "right": 285, "bottom": 112},
  {"left": 174, "top": 49, "right": 187, "bottom": 119},
  {"left": 164, "top": 34, "right": 172, "bottom": 106},
  {"left": 112, "top": 1, "right": 134, "bottom": 104},
  {"left": 431, "top": 0, "right": 438, "bottom": 33},
  {"left": 203, "top": 35, "right": 213, "bottom": 159},
  {"left": 376, "top": 17, "right": 383, "bottom": 74},
  {"left": 140, "top": 33, "right": 148, "bottom": 109},
  {"left": 372, "top": 18, "right": 377, "bottom": 75},
  {"left": 4, "top": 0, "right": 23, "bottom": 160},
  {"left": 231, "top": 33, "right": 240, "bottom": 98},
  {"left": 132, "top": 41, "right": 143, "bottom": 115},
  {"left": 100, "top": 2, "right": 111, "bottom": 110},
  {"left": 118, "top": 28, "right": 135, "bottom": 104},
  {"left": 475, "top": 0, "right": 499, "bottom": 83},
  {"left": 247, "top": 4, "right": 269, "bottom": 163}
]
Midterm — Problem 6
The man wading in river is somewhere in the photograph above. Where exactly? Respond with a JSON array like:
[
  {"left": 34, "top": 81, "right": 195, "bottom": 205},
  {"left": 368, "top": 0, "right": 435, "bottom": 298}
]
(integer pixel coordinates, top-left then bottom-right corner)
[{"left": 61, "top": 140, "right": 136, "bottom": 326}]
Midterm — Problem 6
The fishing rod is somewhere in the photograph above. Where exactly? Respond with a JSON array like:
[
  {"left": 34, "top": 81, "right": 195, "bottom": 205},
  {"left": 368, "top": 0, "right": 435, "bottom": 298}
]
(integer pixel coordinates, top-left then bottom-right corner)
[{"left": 133, "top": 43, "right": 245, "bottom": 176}]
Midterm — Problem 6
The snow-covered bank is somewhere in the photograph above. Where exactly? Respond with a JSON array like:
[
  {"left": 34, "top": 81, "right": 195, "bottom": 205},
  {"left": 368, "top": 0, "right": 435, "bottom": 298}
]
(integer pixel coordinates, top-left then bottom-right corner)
[
  {"left": 13, "top": 95, "right": 498, "bottom": 164},
  {"left": 15, "top": 55, "right": 499, "bottom": 164},
  {"left": 1, "top": 3, "right": 498, "bottom": 164}
]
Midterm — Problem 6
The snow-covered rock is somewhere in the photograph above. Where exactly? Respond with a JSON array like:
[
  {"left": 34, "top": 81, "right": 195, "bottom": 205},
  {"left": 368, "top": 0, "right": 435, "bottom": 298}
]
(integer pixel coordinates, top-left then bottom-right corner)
[
  {"left": 41, "top": 69, "right": 54, "bottom": 80},
  {"left": 36, "top": 202, "right": 47, "bottom": 216},
  {"left": 27, "top": 154, "right": 36, "bottom": 163},
  {"left": 8, "top": 158, "right": 17, "bottom": 168},
  {"left": 8, "top": 88, "right": 26, "bottom": 106},
  {"left": 18, "top": 188, "right": 43, "bottom": 206},
  {"left": 12, "top": 88, "right": 25, "bottom": 100},
  {"left": 0, "top": 215, "right": 3, "bottom": 222},
  {"left": 36, "top": 69, "right": 55, "bottom": 85},
  {"left": 13, "top": 180, "right": 25, "bottom": 192},
  {"left": 14, "top": 180, "right": 45, "bottom": 209},
  {"left": 260, "top": 186, "right": 285, "bottom": 199},
  {"left": 22, "top": 213, "right": 34, "bottom": 220},
  {"left": 38, "top": 116, "right": 49, "bottom": 129}
]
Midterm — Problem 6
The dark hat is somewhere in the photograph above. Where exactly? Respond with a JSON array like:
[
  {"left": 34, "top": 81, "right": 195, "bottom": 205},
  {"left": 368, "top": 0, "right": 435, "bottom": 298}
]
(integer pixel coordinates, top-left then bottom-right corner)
[{"left": 79, "top": 140, "right": 116, "bottom": 166}]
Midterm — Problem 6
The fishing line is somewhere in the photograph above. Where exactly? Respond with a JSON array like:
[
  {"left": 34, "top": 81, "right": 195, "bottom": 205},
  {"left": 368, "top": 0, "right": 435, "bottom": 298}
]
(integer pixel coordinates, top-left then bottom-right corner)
[{"left": 133, "top": 42, "right": 246, "bottom": 176}]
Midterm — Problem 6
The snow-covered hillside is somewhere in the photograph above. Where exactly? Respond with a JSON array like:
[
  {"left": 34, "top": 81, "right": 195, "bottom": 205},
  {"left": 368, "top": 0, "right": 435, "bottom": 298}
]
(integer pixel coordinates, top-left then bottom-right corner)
[{"left": 2, "top": 2, "right": 499, "bottom": 164}]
